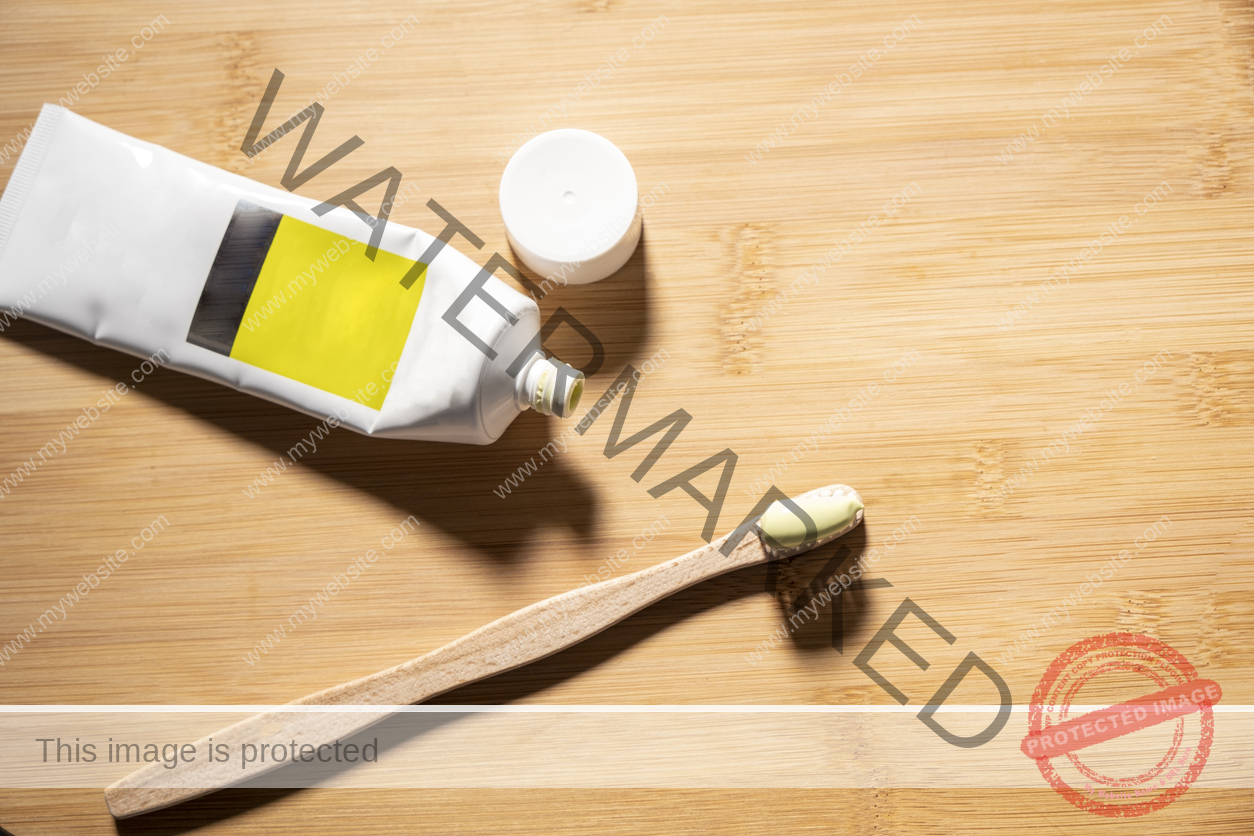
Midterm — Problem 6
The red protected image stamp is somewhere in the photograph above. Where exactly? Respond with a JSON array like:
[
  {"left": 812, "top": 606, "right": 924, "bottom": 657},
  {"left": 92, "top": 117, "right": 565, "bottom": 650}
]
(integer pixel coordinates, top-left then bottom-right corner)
[{"left": 1021, "top": 632, "right": 1221, "bottom": 817}]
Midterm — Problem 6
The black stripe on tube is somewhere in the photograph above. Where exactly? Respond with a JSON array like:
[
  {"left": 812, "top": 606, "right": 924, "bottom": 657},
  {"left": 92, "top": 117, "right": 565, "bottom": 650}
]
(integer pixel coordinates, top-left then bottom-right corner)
[{"left": 186, "top": 200, "right": 283, "bottom": 356}]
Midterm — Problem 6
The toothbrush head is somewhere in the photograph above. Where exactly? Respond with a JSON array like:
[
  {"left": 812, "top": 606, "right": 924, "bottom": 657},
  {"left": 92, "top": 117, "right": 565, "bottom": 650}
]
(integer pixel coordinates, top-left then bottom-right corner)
[{"left": 756, "top": 484, "right": 865, "bottom": 559}]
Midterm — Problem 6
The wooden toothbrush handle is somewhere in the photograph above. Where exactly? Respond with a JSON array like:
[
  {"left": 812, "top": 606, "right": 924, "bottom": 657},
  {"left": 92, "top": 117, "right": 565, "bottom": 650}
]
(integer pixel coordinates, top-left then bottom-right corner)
[{"left": 105, "top": 530, "right": 769, "bottom": 818}]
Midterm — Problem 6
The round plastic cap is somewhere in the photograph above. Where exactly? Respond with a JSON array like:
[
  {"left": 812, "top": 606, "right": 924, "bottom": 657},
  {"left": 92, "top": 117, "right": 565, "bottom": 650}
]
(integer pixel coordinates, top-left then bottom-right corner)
[{"left": 500, "top": 129, "right": 641, "bottom": 286}]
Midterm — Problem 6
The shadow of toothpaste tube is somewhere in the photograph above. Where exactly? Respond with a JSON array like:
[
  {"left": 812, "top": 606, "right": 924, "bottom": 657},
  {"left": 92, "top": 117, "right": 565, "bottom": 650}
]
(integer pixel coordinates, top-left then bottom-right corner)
[{"left": 0, "top": 105, "right": 582, "bottom": 444}]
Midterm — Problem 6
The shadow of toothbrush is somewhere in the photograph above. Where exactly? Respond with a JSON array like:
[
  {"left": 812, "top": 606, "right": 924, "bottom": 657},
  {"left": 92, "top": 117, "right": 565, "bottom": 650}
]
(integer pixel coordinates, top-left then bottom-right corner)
[{"left": 112, "top": 525, "right": 880, "bottom": 834}]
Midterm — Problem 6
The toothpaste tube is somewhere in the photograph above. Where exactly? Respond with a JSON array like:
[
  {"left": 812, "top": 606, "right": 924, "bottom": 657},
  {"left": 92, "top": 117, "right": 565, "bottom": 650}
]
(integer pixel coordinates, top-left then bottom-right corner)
[{"left": 0, "top": 105, "right": 583, "bottom": 444}]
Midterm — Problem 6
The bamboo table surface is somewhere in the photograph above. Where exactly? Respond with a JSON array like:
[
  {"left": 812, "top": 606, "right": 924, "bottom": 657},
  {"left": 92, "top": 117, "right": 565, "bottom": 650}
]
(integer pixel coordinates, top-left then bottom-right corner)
[{"left": 1, "top": 0, "right": 1253, "bottom": 833}]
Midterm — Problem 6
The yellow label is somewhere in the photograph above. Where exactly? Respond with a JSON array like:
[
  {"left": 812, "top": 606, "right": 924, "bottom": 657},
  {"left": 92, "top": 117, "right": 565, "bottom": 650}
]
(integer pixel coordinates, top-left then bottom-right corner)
[{"left": 229, "top": 216, "right": 425, "bottom": 410}]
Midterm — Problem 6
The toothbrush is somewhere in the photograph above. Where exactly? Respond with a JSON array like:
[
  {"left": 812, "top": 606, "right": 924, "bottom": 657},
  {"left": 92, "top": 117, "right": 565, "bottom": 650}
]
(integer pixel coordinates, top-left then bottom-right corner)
[{"left": 105, "top": 484, "right": 864, "bottom": 818}]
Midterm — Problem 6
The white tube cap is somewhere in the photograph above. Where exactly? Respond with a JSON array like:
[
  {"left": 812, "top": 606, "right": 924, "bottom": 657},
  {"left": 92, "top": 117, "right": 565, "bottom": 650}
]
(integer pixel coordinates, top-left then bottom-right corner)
[{"left": 500, "top": 129, "right": 641, "bottom": 286}]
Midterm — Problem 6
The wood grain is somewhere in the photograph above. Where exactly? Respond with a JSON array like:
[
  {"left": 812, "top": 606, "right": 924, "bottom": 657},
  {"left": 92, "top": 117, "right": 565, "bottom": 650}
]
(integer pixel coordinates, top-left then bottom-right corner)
[
  {"left": 2, "top": 0, "right": 1253, "bottom": 832},
  {"left": 104, "top": 526, "right": 782, "bottom": 817}
]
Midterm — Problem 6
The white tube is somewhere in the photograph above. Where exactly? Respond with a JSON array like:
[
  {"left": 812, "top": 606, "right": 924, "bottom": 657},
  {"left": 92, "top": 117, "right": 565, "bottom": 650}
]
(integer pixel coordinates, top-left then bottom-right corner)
[{"left": 0, "top": 105, "right": 583, "bottom": 445}]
